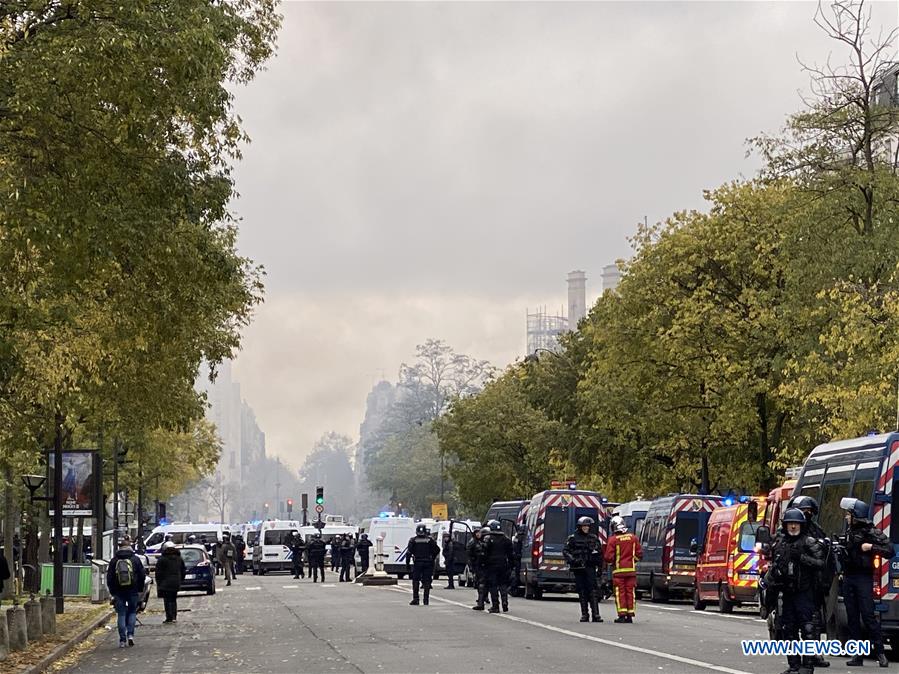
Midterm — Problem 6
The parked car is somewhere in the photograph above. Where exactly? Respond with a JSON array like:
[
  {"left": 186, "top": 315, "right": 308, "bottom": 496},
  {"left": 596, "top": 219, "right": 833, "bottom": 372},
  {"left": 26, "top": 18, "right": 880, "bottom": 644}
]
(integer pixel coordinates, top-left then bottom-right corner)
[
  {"left": 134, "top": 552, "right": 153, "bottom": 611},
  {"left": 176, "top": 544, "right": 215, "bottom": 595},
  {"left": 636, "top": 494, "right": 725, "bottom": 602},
  {"left": 693, "top": 498, "right": 763, "bottom": 613}
]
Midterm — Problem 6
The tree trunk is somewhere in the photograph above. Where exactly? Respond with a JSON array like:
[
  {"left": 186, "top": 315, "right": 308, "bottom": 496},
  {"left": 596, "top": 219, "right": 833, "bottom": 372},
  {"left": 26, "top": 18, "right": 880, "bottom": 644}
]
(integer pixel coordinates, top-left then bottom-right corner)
[
  {"left": 38, "top": 508, "right": 50, "bottom": 563},
  {"left": 756, "top": 392, "right": 775, "bottom": 490}
]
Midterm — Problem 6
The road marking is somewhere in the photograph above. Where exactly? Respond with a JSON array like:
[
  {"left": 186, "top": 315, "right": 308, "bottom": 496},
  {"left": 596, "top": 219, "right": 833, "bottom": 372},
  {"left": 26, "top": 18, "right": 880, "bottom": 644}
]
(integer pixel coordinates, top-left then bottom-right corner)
[
  {"left": 641, "top": 604, "right": 682, "bottom": 611},
  {"left": 245, "top": 586, "right": 262, "bottom": 591},
  {"left": 321, "top": 583, "right": 337, "bottom": 587},
  {"left": 638, "top": 604, "right": 760, "bottom": 622},
  {"left": 282, "top": 585, "right": 300, "bottom": 589},
  {"left": 386, "top": 587, "right": 752, "bottom": 674}
]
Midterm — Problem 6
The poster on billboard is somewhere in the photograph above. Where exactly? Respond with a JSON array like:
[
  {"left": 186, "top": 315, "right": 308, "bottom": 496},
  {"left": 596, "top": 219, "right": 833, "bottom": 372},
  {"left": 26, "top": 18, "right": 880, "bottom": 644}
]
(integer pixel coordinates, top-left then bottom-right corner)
[{"left": 46, "top": 450, "right": 100, "bottom": 517}]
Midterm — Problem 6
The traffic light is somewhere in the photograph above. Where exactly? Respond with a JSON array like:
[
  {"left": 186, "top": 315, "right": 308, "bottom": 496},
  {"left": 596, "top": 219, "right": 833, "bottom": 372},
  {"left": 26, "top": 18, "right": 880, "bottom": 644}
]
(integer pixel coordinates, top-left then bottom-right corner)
[
  {"left": 301, "top": 493, "right": 308, "bottom": 510},
  {"left": 287, "top": 498, "right": 293, "bottom": 514},
  {"left": 115, "top": 444, "right": 129, "bottom": 465},
  {"left": 315, "top": 486, "right": 324, "bottom": 505}
]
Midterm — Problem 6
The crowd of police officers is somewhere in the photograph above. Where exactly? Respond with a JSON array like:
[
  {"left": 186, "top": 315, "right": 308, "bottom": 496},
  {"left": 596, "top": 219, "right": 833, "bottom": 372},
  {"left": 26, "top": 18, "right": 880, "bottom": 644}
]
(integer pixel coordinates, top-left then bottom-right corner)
[
  {"left": 759, "top": 496, "right": 892, "bottom": 673},
  {"left": 284, "top": 531, "right": 373, "bottom": 583}
]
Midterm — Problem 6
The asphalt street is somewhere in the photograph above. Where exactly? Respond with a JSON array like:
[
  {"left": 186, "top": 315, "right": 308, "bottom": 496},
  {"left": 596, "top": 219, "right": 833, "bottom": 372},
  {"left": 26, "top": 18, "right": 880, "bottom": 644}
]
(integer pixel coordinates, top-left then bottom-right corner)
[{"left": 60, "top": 573, "right": 880, "bottom": 674}]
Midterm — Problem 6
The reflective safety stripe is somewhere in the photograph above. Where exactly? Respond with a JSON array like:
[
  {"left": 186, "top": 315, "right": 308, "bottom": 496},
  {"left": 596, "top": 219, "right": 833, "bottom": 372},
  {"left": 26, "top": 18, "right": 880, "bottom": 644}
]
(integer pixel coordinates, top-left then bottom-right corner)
[
  {"left": 612, "top": 567, "right": 635, "bottom": 574},
  {"left": 614, "top": 585, "right": 626, "bottom": 615}
]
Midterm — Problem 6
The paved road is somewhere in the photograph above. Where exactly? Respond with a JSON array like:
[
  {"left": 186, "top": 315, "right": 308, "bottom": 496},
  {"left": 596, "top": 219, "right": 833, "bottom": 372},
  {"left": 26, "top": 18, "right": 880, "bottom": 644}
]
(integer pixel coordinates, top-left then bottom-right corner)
[{"left": 60, "top": 573, "right": 871, "bottom": 674}]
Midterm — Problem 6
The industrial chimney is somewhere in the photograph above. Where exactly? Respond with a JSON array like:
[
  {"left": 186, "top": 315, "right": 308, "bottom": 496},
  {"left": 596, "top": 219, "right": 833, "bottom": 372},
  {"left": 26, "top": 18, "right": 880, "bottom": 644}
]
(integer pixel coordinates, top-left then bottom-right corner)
[{"left": 567, "top": 270, "right": 587, "bottom": 329}]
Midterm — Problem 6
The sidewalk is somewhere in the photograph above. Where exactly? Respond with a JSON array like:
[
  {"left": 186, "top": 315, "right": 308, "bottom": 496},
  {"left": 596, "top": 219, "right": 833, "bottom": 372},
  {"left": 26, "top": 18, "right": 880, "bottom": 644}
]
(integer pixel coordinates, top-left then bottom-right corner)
[{"left": 3, "top": 598, "right": 113, "bottom": 674}]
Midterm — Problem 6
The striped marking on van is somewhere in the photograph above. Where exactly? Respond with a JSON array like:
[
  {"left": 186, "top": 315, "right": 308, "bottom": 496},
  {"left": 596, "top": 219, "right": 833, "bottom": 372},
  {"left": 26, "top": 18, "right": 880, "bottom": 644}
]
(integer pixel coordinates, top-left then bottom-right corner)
[
  {"left": 876, "top": 440, "right": 899, "bottom": 600},
  {"left": 664, "top": 497, "right": 724, "bottom": 559}
]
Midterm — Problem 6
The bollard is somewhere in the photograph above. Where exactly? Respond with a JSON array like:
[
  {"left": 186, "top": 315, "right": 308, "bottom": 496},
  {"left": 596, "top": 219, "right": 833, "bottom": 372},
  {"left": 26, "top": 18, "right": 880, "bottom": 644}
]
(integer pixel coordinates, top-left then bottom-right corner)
[
  {"left": 6, "top": 605, "right": 27, "bottom": 652},
  {"left": 40, "top": 596, "right": 55, "bottom": 635},
  {"left": 24, "top": 598, "right": 42, "bottom": 642},
  {"left": 0, "top": 607, "right": 9, "bottom": 661}
]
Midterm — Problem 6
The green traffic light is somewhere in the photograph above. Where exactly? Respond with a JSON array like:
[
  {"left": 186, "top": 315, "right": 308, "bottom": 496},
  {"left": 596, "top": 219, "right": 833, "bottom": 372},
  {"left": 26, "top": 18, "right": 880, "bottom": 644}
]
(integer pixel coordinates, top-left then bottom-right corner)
[{"left": 315, "top": 497, "right": 324, "bottom": 505}]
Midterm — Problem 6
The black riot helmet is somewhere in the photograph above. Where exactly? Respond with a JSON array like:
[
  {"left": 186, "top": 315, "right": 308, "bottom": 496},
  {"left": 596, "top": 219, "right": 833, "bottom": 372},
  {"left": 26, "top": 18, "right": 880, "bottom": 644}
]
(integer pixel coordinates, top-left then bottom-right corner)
[
  {"left": 840, "top": 497, "right": 871, "bottom": 523},
  {"left": 487, "top": 520, "right": 501, "bottom": 532},
  {"left": 577, "top": 516, "right": 595, "bottom": 527},
  {"left": 790, "top": 495, "right": 819, "bottom": 517},
  {"left": 360, "top": 533, "right": 368, "bottom": 540},
  {"left": 416, "top": 524, "right": 429, "bottom": 536},
  {"left": 781, "top": 508, "right": 806, "bottom": 532}
]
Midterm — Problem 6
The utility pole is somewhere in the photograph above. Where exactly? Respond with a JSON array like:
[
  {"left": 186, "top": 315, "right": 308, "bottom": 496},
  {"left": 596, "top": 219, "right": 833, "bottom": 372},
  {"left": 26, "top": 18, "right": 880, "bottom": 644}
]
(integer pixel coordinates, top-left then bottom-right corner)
[
  {"left": 52, "top": 415, "right": 64, "bottom": 613},
  {"left": 137, "top": 465, "right": 144, "bottom": 551}
]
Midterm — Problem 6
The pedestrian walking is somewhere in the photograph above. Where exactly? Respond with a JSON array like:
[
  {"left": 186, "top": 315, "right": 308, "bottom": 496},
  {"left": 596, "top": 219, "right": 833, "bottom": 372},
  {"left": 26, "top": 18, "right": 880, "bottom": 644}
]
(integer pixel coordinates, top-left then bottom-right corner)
[
  {"left": 840, "top": 497, "right": 891, "bottom": 668},
  {"left": 406, "top": 524, "right": 440, "bottom": 605},
  {"left": 764, "top": 508, "right": 825, "bottom": 674},
  {"left": 604, "top": 516, "right": 641, "bottom": 623},
  {"left": 106, "top": 537, "right": 146, "bottom": 648},
  {"left": 290, "top": 533, "right": 306, "bottom": 579},
  {"left": 218, "top": 533, "right": 236, "bottom": 586},
  {"left": 483, "top": 520, "right": 514, "bottom": 613},
  {"left": 468, "top": 527, "right": 490, "bottom": 610},
  {"left": 356, "top": 533, "right": 373, "bottom": 576},
  {"left": 155, "top": 542, "right": 186, "bottom": 623},
  {"left": 308, "top": 532, "right": 326, "bottom": 582},
  {"left": 340, "top": 535, "right": 355, "bottom": 582},
  {"left": 442, "top": 534, "right": 456, "bottom": 589}
]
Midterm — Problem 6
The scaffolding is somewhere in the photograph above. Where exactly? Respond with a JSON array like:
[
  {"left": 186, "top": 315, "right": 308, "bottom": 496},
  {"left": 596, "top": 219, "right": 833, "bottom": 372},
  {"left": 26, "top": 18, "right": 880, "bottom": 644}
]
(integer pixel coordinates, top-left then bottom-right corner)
[{"left": 526, "top": 307, "right": 568, "bottom": 354}]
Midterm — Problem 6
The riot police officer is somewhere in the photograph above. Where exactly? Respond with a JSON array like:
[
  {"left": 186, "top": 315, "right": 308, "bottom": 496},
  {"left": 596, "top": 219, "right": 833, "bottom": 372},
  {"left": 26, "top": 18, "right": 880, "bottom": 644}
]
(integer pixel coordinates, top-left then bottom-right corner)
[
  {"left": 564, "top": 515, "right": 603, "bottom": 623},
  {"left": 356, "top": 533, "right": 373, "bottom": 575},
  {"left": 307, "top": 532, "right": 326, "bottom": 582},
  {"left": 406, "top": 524, "right": 440, "bottom": 605},
  {"left": 290, "top": 532, "right": 306, "bottom": 579},
  {"left": 468, "top": 527, "right": 490, "bottom": 610},
  {"left": 790, "top": 495, "right": 832, "bottom": 669},
  {"left": 339, "top": 534, "right": 355, "bottom": 582},
  {"left": 483, "top": 520, "right": 514, "bottom": 614},
  {"left": 765, "top": 508, "right": 825, "bottom": 674},
  {"left": 840, "top": 497, "right": 891, "bottom": 668}
]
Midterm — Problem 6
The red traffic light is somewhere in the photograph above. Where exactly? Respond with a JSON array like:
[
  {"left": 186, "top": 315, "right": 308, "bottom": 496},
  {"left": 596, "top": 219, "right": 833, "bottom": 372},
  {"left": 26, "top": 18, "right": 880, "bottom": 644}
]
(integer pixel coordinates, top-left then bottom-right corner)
[{"left": 287, "top": 498, "right": 293, "bottom": 506}]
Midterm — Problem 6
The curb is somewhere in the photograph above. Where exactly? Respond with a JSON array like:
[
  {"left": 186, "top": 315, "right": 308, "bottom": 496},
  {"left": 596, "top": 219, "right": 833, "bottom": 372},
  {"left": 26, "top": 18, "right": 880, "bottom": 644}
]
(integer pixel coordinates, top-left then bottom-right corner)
[{"left": 21, "top": 607, "right": 115, "bottom": 674}]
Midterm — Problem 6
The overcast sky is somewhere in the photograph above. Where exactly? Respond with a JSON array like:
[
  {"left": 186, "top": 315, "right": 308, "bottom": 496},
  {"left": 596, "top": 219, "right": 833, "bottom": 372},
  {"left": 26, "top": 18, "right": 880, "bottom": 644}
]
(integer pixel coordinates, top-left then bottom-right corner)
[{"left": 227, "top": 1, "right": 897, "bottom": 469}]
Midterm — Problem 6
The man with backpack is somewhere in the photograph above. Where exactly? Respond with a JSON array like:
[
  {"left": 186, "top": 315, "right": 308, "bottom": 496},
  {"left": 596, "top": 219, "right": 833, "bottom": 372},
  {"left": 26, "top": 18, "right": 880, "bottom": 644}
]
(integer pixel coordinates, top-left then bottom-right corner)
[{"left": 106, "top": 537, "right": 146, "bottom": 648}]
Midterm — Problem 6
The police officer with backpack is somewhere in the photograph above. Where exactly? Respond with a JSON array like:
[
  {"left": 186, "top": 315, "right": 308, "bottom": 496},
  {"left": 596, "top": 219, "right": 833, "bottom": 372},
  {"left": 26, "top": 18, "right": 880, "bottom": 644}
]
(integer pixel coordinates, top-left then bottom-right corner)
[
  {"left": 406, "top": 524, "right": 440, "bottom": 605},
  {"left": 840, "top": 497, "right": 891, "bottom": 668},
  {"left": 106, "top": 537, "right": 146, "bottom": 648}
]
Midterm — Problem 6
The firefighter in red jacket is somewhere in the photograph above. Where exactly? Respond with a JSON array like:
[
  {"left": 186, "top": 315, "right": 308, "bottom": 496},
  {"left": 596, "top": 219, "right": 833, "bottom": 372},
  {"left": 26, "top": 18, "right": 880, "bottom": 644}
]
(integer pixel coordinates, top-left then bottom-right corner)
[{"left": 604, "top": 516, "right": 642, "bottom": 623}]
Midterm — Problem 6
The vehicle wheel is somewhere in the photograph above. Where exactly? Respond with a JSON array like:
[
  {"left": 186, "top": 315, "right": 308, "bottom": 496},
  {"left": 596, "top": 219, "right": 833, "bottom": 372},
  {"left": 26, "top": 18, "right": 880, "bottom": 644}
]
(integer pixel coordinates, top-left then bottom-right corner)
[
  {"left": 252, "top": 568, "right": 258, "bottom": 576},
  {"left": 524, "top": 582, "right": 543, "bottom": 600},
  {"left": 510, "top": 583, "right": 525, "bottom": 597},
  {"left": 888, "top": 636, "right": 899, "bottom": 661},
  {"left": 397, "top": 573, "right": 405, "bottom": 580},
  {"left": 650, "top": 577, "right": 668, "bottom": 603},
  {"left": 718, "top": 585, "right": 734, "bottom": 613},
  {"left": 207, "top": 583, "right": 216, "bottom": 596},
  {"left": 635, "top": 588, "right": 644, "bottom": 600},
  {"left": 692, "top": 586, "right": 706, "bottom": 611}
]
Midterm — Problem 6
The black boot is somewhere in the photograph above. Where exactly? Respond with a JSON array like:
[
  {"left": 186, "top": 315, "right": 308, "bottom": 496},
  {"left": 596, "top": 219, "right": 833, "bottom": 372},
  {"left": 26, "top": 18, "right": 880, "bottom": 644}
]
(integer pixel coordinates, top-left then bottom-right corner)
[
  {"left": 614, "top": 616, "right": 628, "bottom": 623},
  {"left": 847, "top": 655, "right": 863, "bottom": 666},
  {"left": 579, "top": 599, "right": 589, "bottom": 622},
  {"left": 472, "top": 604, "right": 484, "bottom": 611},
  {"left": 488, "top": 606, "right": 500, "bottom": 613},
  {"left": 423, "top": 589, "right": 430, "bottom": 606},
  {"left": 590, "top": 598, "right": 602, "bottom": 622},
  {"left": 409, "top": 597, "right": 420, "bottom": 606},
  {"left": 878, "top": 652, "right": 889, "bottom": 668}
]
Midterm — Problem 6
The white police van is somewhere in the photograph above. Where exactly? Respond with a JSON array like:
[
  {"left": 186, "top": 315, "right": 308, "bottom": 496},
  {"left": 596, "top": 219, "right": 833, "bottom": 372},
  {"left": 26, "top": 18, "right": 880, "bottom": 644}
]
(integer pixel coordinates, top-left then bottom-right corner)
[
  {"left": 367, "top": 516, "right": 418, "bottom": 577},
  {"left": 252, "top": 519, "right": 301, "bottom": 575},
  {"left": 143, "top": 523, "right": 228, "bottom": 569}
]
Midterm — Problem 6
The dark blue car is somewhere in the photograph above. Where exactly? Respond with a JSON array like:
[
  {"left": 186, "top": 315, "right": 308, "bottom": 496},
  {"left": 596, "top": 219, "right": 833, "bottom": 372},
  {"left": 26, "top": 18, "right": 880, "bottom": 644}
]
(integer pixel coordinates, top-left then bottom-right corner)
[{"left": 176, "top": 545, "right": 215, "bottom": 595}]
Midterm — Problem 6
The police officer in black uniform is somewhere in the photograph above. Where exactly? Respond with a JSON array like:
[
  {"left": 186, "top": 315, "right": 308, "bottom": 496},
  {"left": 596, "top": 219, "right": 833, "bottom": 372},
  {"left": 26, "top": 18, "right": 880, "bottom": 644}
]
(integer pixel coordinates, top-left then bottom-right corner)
[
  {"left": 840, "top": 498, "right": 891, "bottom": 668},
  {"left": 307, "top": 532, "right": 326, "bottom": 582},
  {"left": 484, "top": 520, "right": 514, "bottom": 614},
  {"left": 290, "top": 532, "right": 306, "bottom": 579},
  {"left": 406, "top": 524, "right": 440, "bottom": 605},
  {"left": 339, "top": 535, "right": 355, "bottom": 582},
  {"left": 563, "top": 515, "right": 604, "bottom": 623},
  {"left": 468, "top": 527, "right": 490, "bottom": 610},
  {"left": 765, "top": 507, "right": 825, "bottom": 674},
  {"left": 789, "top": 495, "right": 832, "bottom": 669},
  {"left": 356, "top": 533, "right": 373, "bottom": 575}
]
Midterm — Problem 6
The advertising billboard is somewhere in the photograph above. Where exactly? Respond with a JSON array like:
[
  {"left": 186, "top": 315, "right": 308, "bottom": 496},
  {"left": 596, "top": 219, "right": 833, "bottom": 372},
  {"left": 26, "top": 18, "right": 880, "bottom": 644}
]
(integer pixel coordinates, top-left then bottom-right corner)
[{"left": 47, "top": 450, "right": 101, "bottom": 517}]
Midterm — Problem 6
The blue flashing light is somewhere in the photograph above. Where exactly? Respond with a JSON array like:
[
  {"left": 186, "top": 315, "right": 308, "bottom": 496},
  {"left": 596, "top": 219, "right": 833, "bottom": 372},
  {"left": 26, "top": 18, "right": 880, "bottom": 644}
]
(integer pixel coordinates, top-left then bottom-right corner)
[
  {"left": 159, "top": 518, "right": 170, "bottom": 526},
  {"left": 738, "top": 495, "right": 749, "bottom": 503},
  {"left": 724, "top": 498, "right": 734, "bottom": 506}
]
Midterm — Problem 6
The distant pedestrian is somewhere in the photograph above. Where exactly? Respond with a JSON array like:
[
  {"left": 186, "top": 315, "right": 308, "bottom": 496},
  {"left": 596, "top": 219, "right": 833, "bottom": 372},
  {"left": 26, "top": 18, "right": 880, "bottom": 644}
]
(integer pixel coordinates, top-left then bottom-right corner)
[
  {"left": 442, "top": 534, "right": 456, "bottom": 589},
  {"left": 0, "top": 546, "right": 10, "bottom": 603},
  {"left": 218, "top": 533, "right": 236, "bottom": 586},
  {"left": 155, "top": 542, "right": 186, "bottom": 623},
  {"left": 234, "top": 535, "right": 246, "bottom": 575},
  {"left": 339, "top": 536, "right": 354, "bottom": 582},
  {"left": 406, "top": 524, "right": 440, "bottom": 605},
  {"left": 307, "top": 533, "right": 326, "bottom": 582},
  {"left": 356, "top": 534, "right": 373, "bottom": 576},
  {"left": 106, "top": 537, "right": 146, "bottom": 648}
]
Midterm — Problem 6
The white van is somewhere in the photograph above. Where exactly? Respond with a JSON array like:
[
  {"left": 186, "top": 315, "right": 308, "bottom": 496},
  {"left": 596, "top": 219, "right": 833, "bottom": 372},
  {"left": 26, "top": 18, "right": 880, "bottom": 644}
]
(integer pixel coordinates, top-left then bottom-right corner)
[
  {"left": 252, "top": 519, "right": 302, "bottom": 575},
  {"left": 143, "top": 523, "right": 227, "bottom": 569},
  {"left": 428, "top": 520, "right": 481, "bottom": 578},
  {"left": 367, "top": 516, "right": 417, "bottom": 577}
]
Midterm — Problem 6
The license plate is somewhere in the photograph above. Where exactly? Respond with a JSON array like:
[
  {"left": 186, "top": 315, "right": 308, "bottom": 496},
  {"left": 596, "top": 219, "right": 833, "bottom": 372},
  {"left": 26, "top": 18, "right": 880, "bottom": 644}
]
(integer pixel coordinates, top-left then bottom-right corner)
[
  {"left": 185, "top": 574, "right": 196, "bottom": 580},
  {"left": 891, "top": 578, "right": 899, "bottom": 589},
  {"left": 738, "top": 573, "right": 757, "bottom": 581}
]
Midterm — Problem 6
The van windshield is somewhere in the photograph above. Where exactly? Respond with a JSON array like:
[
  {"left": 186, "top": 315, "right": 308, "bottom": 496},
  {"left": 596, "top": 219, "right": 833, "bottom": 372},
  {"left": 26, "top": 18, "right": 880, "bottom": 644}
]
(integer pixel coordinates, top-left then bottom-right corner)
[
  {"left": 145, "top": 533, "right": 164, "bottom": 547},
  {"left": 738, "top": 522, "right": 760, "bottom": 552},
  {"left": 543, "top": 507, "right": 568, "bottom": 547},
  {"left": 264, "top": 530, "right": 298, "bottom": 546},
  {"left": 246, "top": 531, "right": 258, "bottom": 546}
]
